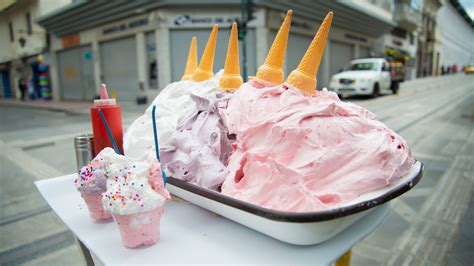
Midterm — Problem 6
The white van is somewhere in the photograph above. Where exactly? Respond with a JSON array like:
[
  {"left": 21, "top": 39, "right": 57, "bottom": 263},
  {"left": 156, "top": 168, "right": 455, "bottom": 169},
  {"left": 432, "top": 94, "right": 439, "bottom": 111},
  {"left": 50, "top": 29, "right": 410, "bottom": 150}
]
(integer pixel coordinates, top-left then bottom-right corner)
[{"left": 328, "top": 58, "right": 396, "bottom": 98}]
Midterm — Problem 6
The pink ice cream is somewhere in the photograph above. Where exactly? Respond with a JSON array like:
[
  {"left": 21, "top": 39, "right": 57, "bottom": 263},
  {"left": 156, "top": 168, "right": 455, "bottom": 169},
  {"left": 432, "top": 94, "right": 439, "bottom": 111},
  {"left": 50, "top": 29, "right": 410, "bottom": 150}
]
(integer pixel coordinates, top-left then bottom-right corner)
[
  {"left": 101, "top": 152, "right": 171, "bottom": 248},
  {"left": 112, "top": 206, "right": 164, "bottom": 248},
  {"left": 221, "top": 81, "right": 414, "bottom": 212},
  {"left": 81, "top": 193, "right": 112, "bottom": 221},
  {"left": 147, "top": 160, "right": 172, "bottom": 200}
]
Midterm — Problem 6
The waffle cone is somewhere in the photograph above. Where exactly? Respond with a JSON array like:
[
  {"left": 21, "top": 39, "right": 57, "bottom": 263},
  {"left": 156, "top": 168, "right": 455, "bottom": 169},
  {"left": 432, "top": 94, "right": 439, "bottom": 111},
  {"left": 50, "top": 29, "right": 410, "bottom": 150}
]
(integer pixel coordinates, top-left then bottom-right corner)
[
  {"left": 193, "top": 24, "right": 218, "bottom": 82},
  {"left": 255, "top": 10, "right": 292, "bottom": 85},
  {"left": 286, "top": 12, "right": 333, "bottom": 95},
  {"left": 220, "top": 23, "right": 243, "bottom": 92},
  {"left": 181, "top": 37, "right": 198, "bottom": 80}
]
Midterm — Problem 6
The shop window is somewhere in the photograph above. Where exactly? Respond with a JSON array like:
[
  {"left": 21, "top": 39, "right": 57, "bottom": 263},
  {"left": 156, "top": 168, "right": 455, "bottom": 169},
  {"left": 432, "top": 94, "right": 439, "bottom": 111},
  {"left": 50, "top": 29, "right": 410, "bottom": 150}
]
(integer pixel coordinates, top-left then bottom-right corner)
[
  {"left": 26, "top": 12, "right": 32, "bottom": 35},
  {"left": 9, "top": 21, "right": 14, "bottom": 42}
]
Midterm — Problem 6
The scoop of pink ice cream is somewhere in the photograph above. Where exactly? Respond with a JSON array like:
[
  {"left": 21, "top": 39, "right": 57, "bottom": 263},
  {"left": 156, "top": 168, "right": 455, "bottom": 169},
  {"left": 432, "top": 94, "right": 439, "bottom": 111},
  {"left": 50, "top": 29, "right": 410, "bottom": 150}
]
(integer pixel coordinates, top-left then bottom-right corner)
[
  {"left": 221, "top": 81, "right": 414, "bottom": 212},
  {"left": 147, "top": 159, "right": 171, "bottom": 200}
]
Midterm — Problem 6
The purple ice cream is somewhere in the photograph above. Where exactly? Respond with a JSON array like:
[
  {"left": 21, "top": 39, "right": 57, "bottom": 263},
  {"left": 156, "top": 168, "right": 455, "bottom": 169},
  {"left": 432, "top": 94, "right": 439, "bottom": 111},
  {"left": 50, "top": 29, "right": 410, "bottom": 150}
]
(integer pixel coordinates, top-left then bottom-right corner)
[
  {"left": 160, "top": 92, "right": 235, "bottom": 190},
  {"left": 74, "top": 153, "right": 108, "bottom": 194}
]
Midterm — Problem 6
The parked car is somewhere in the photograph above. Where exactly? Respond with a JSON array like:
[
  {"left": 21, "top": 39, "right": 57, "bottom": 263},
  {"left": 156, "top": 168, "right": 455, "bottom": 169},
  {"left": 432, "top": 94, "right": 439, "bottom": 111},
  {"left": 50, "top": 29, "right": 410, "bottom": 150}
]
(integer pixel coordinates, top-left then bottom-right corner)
[
  {"left": 329, "top": 58, "right": 401, "bottom": 98},
  {"left": 464, "top": 65, "right": 474, "bottom": 74}
]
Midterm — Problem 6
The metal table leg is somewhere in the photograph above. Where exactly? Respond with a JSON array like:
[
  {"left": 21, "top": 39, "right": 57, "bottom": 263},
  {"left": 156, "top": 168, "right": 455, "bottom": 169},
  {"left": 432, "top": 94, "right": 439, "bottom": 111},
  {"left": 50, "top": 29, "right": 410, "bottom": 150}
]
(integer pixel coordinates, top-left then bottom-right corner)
[
  {"left": 335, "top": 249, "right": 351, "bottom": 266},
  {"left": 76, "top": 238, "right": 95, "bottom": 266}
]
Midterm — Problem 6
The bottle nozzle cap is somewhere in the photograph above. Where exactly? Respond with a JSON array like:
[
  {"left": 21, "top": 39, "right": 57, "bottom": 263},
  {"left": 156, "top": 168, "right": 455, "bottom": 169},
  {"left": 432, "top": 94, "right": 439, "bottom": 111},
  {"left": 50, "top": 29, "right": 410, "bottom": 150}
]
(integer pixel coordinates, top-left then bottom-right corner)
[
  {"left": 100, "top": 84, "right": 109, "bottom": 99},
  {"left": 94, "top": 83, "right": 116, "bottom": 106}
]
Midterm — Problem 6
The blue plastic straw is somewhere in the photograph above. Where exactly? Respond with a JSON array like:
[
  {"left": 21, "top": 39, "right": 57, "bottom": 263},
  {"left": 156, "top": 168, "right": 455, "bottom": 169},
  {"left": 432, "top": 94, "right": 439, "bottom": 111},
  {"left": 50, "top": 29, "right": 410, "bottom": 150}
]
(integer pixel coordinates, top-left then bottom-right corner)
[
  {"left": 152, "top": 105, "right": 167, "bottom": 185},
  {"left": 98, "top": 108, "right": 121, "bottom": 155}
]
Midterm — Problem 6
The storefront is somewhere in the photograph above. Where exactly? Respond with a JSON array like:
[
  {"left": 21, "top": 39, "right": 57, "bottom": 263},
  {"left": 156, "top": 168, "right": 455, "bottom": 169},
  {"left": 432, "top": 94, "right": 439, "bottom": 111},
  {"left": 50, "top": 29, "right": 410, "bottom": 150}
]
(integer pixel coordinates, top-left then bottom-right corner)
[
  {"left": 166, "top": 11, "right": 258, "bottom": 82},
  {"left": 1, "top": 55, "right": 51, "bottom": 100},
  {"left": 45, "top": 8, "right": 259, "bottom": 101},
  {"left": 100, "top": 37, "right": 139, "bottom": 100},
  {"left": 329, "top": 41, "right": 354, "bottom": 78},
  {"left": 0, "top": 63, "right": 11, "bottom": 98},
  {"left": 38, "top": 1, "right": 393, "bottom": 101},
  {"left": 57, "top": 45, "right": 95, "bottom": 100}
]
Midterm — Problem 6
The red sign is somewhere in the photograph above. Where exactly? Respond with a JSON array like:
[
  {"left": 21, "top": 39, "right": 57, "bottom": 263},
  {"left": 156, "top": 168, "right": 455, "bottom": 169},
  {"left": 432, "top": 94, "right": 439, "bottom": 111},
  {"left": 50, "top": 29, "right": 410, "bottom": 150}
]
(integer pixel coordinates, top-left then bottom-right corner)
[{"left": 62, "top": 33, "right": 80, "bottom": 49}]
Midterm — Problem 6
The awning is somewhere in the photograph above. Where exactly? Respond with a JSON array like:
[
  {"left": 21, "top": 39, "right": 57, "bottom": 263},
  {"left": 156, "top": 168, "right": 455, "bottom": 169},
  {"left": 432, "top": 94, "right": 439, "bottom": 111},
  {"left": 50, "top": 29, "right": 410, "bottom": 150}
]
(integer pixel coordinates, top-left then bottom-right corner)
[
  {"left": 37, "top": 0, "right": 395, "bottom": 38},
  {"left": 38, "top": 1, "right": 164, "bottom": 37},
  {"left": 256, "top": 0, "right": 395, "bottom": 37}
]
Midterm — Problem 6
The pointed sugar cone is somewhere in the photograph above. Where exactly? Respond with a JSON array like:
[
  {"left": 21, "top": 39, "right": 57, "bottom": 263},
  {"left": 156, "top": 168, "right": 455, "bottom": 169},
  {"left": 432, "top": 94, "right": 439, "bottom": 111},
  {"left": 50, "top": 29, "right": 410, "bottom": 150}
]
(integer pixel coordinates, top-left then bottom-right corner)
[
  {"left": 181, "top": 37, "right": 198, "bottom": 80},
  {"left": 220, "top": 23, "right": 243, "bottom": 92},
  {"left": 286, "top": 12, "right": 333, "bottom": 95},
  {"left": 192, "top": 24, "right": 218, "bottom": 82},
  {"left": 255, "top": 10, "right": 292, "bottom": 85}
]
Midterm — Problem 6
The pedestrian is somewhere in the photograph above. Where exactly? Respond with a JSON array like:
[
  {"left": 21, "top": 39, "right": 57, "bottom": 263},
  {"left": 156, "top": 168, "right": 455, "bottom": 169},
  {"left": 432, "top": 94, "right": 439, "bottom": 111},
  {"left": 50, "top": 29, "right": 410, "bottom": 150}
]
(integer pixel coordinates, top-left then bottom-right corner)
[
  {"left": 18, "top": 78, "right": 27, "bottom": 101},
  {"left": 27, "top": 79, "right": 35, "bottom": 100},
  {"left": 441, "top": 65, "right": 445, "bottom": 75}
]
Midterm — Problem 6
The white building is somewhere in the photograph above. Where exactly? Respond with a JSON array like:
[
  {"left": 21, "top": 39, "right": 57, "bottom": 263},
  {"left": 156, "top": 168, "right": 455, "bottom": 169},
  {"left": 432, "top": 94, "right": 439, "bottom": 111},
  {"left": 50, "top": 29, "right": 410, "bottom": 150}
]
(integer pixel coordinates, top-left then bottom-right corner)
[
  {"left": 416, "top": 0, "right": 443, "bottom": 77},
  {"left": 375, "top": 0, "right": 423, "bottom": 80},
  {"left": 437, "top": 0, "right": 474, "bottom": 70},
  {"left": 0, "top": 0, "right": 72, "bottom": 98},
  {"left": 37, "top": 0, "right": 395, "bottom": 102}
]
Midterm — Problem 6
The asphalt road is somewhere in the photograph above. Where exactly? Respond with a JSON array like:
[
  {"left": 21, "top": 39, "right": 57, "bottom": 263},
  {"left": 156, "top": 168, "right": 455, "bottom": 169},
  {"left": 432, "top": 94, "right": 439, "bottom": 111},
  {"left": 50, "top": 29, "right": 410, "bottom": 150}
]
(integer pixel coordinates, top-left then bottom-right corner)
[{"left": 0, "top": 74, "right": 472, "bottom": 265}]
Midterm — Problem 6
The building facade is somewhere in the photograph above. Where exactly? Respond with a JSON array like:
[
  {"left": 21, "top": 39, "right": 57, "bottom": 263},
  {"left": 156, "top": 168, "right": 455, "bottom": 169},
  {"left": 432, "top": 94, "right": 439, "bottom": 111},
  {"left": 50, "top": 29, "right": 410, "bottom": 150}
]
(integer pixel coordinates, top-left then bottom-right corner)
[
  {"left": 417, "top": 0, "right": 442, "bottom": 77},
  {"left": 37, "top": 0, "right": 395, "bottom": 102},
  {"left": 375, "top": 0, "right": 423, "bottom": 80},
  {"left": 436, "top": 0, "right": 474, "bottom": 73},
  {"left": 0, "top": 0, "right": 72, "bottom": 98}
]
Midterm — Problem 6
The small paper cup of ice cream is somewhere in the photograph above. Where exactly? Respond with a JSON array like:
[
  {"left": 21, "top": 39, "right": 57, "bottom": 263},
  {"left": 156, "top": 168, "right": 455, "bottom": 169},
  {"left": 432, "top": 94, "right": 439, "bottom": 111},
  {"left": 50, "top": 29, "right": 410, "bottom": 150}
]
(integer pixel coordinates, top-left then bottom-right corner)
[
  {"left": 111, "top": 206, "right": 165, "bottom": 248},
  {"left": 103, "top": 157, "right": 171, "bottom": 248},
  {"left": 80, "top": 192, "right": 111, "bottom": 221},
  {"left": 75, "top": 151, "right": 112, "bottom": 222}
]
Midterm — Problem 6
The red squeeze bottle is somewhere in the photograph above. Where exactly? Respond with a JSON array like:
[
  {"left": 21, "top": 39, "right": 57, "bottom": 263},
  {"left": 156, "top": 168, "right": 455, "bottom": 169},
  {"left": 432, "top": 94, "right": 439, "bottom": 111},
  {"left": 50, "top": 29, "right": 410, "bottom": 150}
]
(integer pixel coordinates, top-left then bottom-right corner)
[{"left": 90, "top": 84, "right": 124, "bottom": 155}]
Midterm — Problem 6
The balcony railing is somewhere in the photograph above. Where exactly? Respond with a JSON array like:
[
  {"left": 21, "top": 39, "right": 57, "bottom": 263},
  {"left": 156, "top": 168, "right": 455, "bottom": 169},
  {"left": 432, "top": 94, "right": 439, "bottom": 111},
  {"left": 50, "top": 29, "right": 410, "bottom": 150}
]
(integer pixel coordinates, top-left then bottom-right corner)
[{"left": 393, "top": 1, "right": 422, "bottom": 31}]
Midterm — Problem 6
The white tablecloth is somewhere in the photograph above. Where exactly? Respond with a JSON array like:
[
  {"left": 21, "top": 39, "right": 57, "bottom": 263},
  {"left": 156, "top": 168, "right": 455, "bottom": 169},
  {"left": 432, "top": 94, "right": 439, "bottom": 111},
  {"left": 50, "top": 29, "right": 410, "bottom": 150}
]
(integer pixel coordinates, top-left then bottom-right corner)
[{"left": 35, "top": 174, "right": 389, "bottom": 265}]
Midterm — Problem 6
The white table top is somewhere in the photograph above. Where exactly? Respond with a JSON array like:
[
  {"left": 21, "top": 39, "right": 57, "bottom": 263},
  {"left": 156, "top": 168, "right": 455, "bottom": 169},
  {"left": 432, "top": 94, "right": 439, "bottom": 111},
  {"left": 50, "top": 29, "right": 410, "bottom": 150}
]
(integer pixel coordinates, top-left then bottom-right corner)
[{"left": 35, "top": 174, "right": 389, "bottom": 265}]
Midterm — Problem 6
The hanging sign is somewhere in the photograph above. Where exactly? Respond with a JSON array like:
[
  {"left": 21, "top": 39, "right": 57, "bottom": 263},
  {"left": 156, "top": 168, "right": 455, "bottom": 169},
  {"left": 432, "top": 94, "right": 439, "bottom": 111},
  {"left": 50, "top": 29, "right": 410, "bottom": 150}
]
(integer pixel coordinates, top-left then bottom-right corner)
[
  {"left": 102, "top": 18, "right": 149, "bottom": 35},
  {"left": 173, "top": 15, "right": 238, "bottom": 26}
]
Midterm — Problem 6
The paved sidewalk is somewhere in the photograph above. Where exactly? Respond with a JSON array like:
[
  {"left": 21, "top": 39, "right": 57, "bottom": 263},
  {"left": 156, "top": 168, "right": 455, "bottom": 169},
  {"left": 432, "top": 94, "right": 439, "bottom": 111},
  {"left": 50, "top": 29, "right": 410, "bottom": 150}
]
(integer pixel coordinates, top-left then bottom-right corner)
[
  {"left": 0, "top": 99, "right": 91, "bottom": 115},
  {"left": 399, "top": 73, "right": 466, "bottom": 91},
  {"left": 0, "top": 98, "right": 148, "bottom": 116},
  {"left": 446, "top": 192, "right": 474, "bottom": 265}
]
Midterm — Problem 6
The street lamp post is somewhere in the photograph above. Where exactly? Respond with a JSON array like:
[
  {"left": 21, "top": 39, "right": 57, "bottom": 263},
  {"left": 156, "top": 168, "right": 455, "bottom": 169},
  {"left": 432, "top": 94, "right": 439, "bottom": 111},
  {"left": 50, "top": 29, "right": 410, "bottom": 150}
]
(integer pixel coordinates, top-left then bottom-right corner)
[{"left": 239, "top": 0, "right": 255, "bottom": 81}]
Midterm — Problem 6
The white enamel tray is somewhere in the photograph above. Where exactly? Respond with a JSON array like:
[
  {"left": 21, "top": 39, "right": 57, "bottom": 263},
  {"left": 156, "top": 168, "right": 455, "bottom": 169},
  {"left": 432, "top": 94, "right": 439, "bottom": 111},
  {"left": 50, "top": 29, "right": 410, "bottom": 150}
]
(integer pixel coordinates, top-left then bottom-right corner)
[{"left": 167, "top": 161, "right": 423, "bottom": 245}]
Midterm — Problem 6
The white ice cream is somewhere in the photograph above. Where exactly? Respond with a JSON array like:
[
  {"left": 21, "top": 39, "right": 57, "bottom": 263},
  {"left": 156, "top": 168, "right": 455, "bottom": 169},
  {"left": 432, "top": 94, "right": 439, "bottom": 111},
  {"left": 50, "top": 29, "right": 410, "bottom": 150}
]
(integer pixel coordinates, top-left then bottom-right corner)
[
  {"left": 123, "top": 71, "right": 223, "bottom": 162},
  {"left": 100, "top": 149, "right": 167, "bottom": 215}
]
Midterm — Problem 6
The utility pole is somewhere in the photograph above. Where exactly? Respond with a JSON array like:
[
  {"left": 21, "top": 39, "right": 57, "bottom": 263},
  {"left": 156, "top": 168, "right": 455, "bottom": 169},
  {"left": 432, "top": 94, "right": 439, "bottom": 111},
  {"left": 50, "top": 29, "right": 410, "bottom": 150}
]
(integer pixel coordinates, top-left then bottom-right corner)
[{"left": 238, "top": 0, "right": 255, "bottom": 81}]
